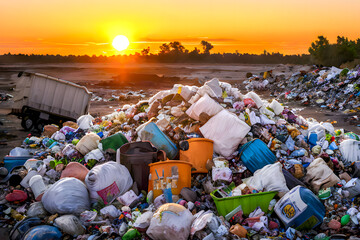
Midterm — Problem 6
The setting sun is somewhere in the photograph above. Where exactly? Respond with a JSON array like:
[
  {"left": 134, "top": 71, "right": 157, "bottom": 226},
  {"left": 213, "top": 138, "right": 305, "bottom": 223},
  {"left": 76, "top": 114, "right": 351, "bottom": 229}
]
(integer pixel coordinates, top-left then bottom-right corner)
[{"left": 112, "top": 35, "right": 130, "bottom": 51}]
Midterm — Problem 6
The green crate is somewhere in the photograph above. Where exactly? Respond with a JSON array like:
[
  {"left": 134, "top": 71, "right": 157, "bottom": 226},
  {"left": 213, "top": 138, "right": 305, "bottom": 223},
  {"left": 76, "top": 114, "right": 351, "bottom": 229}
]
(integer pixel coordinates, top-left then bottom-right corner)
[{"left": 210, "top": 190, "right": 277, "bottom": 217}]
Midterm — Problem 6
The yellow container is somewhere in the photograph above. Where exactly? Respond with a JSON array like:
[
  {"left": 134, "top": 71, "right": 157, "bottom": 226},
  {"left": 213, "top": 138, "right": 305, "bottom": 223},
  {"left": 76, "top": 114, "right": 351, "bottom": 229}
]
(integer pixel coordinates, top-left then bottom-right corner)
[
  {"left": 179, "top": 138, "right": 214, "bottom": 173},
  {"left": 148, "top": 160, "right": 192, "bottom": 198}
]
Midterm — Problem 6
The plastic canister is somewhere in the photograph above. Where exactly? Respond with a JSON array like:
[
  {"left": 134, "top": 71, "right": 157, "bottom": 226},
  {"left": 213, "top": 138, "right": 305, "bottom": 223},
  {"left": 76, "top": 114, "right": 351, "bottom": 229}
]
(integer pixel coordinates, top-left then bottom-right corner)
[
  {"left": 179, "top": 138, "right": 213, "bottom": 173},
  {"left": 238, "top": 139, "right": 276, "bottom": 173},
  {"left": 148, "top": 160, "right": 192, "bottom": 198},
  {"left": 29, "top": 175, "right": 46, "bottom": 201},
  {"left": 100, "top": 132, "right": 128, "bottom": 152},
  {"left": 274, "top": 186, "right": 325, "bottom": 230},
  {"left": 140, "top": 122, "right": 178, "bottom": 159}
]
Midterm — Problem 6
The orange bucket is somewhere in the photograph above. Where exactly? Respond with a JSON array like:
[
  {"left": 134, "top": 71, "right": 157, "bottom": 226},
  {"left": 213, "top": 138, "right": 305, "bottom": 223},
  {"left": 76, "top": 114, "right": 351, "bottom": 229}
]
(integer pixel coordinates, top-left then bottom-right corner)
[
  {"left": 148, "top": 160, "right": 192, "bottom": 198},
  {"left": 179, "top": 138, "right": 214, "bottom": 173}
]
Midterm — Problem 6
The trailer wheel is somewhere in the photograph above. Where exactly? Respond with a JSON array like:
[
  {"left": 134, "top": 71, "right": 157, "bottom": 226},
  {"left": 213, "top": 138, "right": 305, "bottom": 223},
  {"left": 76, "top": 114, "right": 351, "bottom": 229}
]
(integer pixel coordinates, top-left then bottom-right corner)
[
  {"left": 35, "top": 120, "right": 46, "bottom": 132},
  {"left": 21, "top": 116, "right": 34, "bottom": 131}
]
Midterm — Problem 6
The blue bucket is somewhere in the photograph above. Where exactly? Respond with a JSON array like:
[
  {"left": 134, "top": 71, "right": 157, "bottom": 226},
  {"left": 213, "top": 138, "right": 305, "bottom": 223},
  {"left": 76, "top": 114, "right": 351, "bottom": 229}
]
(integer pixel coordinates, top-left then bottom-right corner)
[
  {"left": 142, "top": 122, "right": 178, "bottom": 159},
  {"left": 238, "top": 139, "right": 276, "bottom": 173}
]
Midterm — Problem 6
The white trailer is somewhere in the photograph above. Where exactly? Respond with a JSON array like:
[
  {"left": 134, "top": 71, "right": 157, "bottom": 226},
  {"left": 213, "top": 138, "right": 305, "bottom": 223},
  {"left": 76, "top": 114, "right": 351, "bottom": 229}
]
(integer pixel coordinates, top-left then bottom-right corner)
[{"left": 12, "top": 72, "right": 92, "bottom": 130}]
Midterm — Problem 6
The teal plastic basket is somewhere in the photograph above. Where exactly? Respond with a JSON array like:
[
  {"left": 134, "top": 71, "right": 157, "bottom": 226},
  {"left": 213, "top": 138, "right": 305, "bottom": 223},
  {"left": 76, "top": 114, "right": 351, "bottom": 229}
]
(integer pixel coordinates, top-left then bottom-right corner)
[{"left": 210, "top": 190, "right": 277, "bottom": 217}]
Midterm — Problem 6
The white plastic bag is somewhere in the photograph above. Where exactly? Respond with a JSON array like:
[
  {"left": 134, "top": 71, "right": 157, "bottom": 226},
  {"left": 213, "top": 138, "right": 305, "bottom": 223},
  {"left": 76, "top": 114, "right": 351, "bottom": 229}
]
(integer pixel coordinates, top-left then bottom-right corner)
[
  {"left": 304, "top": 158, "right": 340, "bottom": 192},
  {"left": 54, "top": 215, "right": 85, "bottom": 237},
  {"left": 243, "top": 162, "right": 289, "bottom": 194},
  {"left": 76, "top": 132, "right": 101, "bottom": 155},
  {"left": 212, "top": 167, "right": 232, "bottom": 182},
  {"left": 77, "top": 114, "right": 94, "bottom": 130},
  {"left": 100, "top": 205, "right": 121, "bottom": 218},
  {"left": 244, "top": 92, "right": 263, "bottom": 108},
  {"left": 339, "top": 139, "right": 360, "bottom": 163},
  {"left": 200, "top": 110, "right": 251, "bottom": 157},
  {"left": 186, "top": 94, "right": 223, "bottom": 121},
  {"left": 42, "top": 177, "right": 90, "bottom": 215},
  {"left": 51, "top": 131, "right": 66, "bottom": 141},
  {"left": 146, "top": 203, "right": 194, "bottom": 240},
  {"left": 134, "top": 211, "right": 154, "bottom": 230},
  {"left": 84, "top": 149, "right": 105, "bottom": 163},
  {"left": 9, "top": 147, "right": 30, "bottom": 156},
  {"left": 85, "top": 161, "right": 133, "bottom": 204},
  {"left": 197, "top": 78, "right": 222, "bottom": 98}
]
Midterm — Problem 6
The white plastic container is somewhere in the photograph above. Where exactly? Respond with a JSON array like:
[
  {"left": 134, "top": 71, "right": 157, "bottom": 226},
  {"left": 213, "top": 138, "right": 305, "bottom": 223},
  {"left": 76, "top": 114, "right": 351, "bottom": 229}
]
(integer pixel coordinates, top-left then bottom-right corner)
[
  {"left": 269, "top": 99, "right": 284, "bottom": 115},
  {"left": 29, "top": 175, "right": 46, "bottom": 201}
]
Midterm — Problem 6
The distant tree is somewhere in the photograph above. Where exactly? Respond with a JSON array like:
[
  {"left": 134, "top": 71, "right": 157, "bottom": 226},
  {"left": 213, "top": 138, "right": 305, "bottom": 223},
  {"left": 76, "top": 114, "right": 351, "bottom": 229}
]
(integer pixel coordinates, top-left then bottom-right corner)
[
  {"left": 169, "top": 41, "right": 185, "bottom": 53},
  {"left": 159, "top": 43, "right": 170, "bottom": 54},
  {"left": 201, "top": 40, "right": 214, "bottom": 54},
  {"left": 308, "top": 36, "right": 331, "bottom": 65},
  {"left": 141, "top": 47, "right": 150, "bottom": 56}
]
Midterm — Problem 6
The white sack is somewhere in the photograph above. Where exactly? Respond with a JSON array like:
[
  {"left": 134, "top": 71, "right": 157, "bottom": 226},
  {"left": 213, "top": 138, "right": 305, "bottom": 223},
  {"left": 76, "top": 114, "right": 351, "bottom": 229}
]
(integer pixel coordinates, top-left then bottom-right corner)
[
  {"left": 42, "top": 177, "right": 90, "bottom": 215},
  {"left": 243, "top": 162, "right": 289, "bottom": 194},
  {"left": 146, "top": 203, "right": 194, "bottom": 240},
  {"left": 85, "top": 161, "right": 133, "bottom": 204},
  {"left": 339, "top": 139, "right": 360, "bottom": 163},
  {"left": 77, "top": 114, "right": 94, "bottom": 130},
  {"left": 186, "top": 94, "right": 223, "bottom": 121},
  {"left": 76, "top": 132, "right": 101, "bottom": 155},
  {"left": 200, "top": 110, "right": 250, "bottom": 157},
  {"left": 303, "top": 158, "right": 340, "bottom": 192}
]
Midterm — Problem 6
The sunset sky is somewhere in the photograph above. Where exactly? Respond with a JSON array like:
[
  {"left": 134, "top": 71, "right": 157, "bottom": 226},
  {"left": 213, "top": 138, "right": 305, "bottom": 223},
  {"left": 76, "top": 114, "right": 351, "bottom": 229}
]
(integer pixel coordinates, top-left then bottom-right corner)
[{"left": 1, "top": 0, "right": 360, "bottom": 56}]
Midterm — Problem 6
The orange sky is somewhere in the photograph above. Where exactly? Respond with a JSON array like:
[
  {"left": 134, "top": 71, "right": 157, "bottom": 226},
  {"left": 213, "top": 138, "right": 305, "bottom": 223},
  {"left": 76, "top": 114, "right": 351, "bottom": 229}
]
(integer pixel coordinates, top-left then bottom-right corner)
[{"left": 1, "top": 0, "right": 360, "bottom": 56}]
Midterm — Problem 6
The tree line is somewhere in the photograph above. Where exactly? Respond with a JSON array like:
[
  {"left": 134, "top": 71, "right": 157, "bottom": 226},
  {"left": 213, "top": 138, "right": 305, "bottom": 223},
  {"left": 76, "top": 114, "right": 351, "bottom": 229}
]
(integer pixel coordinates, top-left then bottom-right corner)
[{"left": 1, "top": 37, "right": 359, "bottom": 66}]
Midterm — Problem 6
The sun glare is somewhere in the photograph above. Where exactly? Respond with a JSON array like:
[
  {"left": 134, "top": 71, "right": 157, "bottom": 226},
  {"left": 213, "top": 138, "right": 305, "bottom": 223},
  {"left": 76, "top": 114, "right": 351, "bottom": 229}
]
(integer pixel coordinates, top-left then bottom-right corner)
[{"left": 112, "top": 35, "right": 130, "bottom": 51}]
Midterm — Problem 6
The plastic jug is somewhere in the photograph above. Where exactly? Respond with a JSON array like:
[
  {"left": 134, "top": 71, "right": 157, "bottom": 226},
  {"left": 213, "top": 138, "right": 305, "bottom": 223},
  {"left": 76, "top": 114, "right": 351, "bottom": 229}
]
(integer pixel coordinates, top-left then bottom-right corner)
[
  {"left": 140, "top": 122, "right": 178, "bottom": 159},
  {"left": 100, "top": 132, "right": 128, "bottom": 152},
  {"left": 179, "top": 138, "right": 213, "bottom": 173},
  {"left": 118, "top": 141, "right": 164, "bottom": 192},
  {"left": 238, "top": 139, "right": 276, "bottom": 173},
  {"left": 275, "top": 186, "right": 325, "bottom": 230}
]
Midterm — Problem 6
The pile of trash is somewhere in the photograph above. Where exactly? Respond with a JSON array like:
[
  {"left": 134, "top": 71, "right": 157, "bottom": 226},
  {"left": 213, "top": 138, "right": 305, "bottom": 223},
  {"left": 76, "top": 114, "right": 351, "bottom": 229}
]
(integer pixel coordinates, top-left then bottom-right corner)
[
  {"left": 1, "top": 78, "right": 360, "bottom": 240},
  {"left": 246, "top": 66, "right": 360, "bottom": 114}
]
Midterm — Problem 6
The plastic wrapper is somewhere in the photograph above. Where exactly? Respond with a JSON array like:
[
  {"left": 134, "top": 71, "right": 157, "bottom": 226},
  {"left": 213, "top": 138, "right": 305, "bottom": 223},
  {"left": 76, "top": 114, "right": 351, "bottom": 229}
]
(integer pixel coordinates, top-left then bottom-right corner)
[
  {"left": 85, "top": 161, "right": 133, "bottom": 204},
  {"left": 42, "top": 177, "right": 90, "bottom": 215},
  {"left": 54, "top": 215, "right": 85, "bottom": 237},
  {"left": 77, "top": 114, "right": 94, "bottom": 130},
  {"left": 212, "top": 167, "right": 232, "bottom": 182},
  {"left": 146, "top": 203, "right": 194, "bottom": 240},
  {"left": 339, "top": 139, "right": 360, "bottom": 163},
  {"left": 27, "top": 202, "right": 48, "bottom": 218}
]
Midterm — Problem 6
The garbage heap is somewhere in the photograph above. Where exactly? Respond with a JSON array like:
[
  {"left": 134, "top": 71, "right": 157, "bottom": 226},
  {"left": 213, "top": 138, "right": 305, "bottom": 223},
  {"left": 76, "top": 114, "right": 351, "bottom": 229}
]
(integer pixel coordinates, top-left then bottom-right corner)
[
  {"left": 245, "top": 66, "right": 360, "bottom": 113},
  {"left": 2, "top": 78, "right": 360, "bottom": 240}
]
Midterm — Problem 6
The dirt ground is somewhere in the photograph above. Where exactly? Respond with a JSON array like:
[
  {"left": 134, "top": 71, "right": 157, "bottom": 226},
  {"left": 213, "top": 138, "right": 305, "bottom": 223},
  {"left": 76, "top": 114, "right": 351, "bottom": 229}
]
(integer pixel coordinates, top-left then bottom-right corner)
[{"left": 0, "top": 63, "right": 359, "bottom": 161}]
